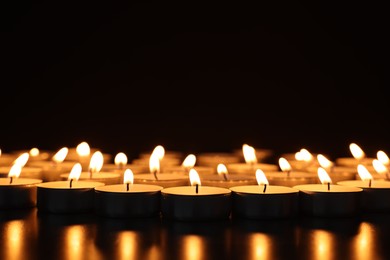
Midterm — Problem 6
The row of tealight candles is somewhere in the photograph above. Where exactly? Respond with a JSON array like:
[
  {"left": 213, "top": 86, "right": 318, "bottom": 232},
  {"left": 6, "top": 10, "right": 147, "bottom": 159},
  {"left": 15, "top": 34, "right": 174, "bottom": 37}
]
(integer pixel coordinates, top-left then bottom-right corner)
[{"left": 1, "top": 141, "right": 390, "bottom": 221}]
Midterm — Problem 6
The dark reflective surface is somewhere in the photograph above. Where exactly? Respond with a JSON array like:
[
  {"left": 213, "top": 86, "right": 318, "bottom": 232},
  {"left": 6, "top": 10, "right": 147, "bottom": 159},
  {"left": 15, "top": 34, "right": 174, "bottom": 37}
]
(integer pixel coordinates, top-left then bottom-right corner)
[{"left": 1, "top": 209, "right": 390, "bottom": 260}]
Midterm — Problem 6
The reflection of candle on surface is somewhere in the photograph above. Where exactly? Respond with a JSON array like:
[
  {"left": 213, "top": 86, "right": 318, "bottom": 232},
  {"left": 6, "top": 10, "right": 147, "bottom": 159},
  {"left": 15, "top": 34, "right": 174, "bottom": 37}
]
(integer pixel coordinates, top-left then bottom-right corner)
[
  {"left": 338, "top": 164, "right": 390, "bottom": 212},
  {"left": 226, "top": 146, "right": 278, "bottom": 175},
  {"left": 352, "top": 223, "right": 378, "bottom": 260},
  {"left": 60, "top": 151, "right": 121, "bottom": 184},
  {"left": 265, "top": 157, "right": 318, "bottom": 187},
  {"left": 201, "top": 163, "right": 257, "bottom": 188},
  {"left": 294, "top": 167, "right": 363, "bottom": 217},
  {"left": 134, "top": 154, "right": 188, "bottom": 188},
  {"left": 160, "top": 169, "right": 232, "bottom": 221},
  {"left": 230, "top": 169, "right": 299, "bottom": 219},
  {"left": 0, "top": 164, "right": 42, "bottom": 209},
  {"left": 182, "top": 235, "right": 204, "bottom": 260},
  {"left": 335, "top": 143, "right": 375, "bottom": 167},
  {"left": 94, "top": 169, "right": 163, "bottom": 218},
  {"left": 36, "top": 163, "right": 105, "bottom": 213}
]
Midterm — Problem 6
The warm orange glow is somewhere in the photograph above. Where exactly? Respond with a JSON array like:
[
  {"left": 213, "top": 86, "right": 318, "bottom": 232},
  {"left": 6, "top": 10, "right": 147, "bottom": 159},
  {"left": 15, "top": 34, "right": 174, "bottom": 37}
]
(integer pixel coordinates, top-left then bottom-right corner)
[
  {"left": 372, "top": 159, "right": 388, "bottom": 175},
  {"left": 13, "top": 152, "right": 29, "bottom": 167},
  {"left": 350, "top": 143, "right": 365, "bottom": 160},
  {"left": 377, "top": 150, "right": 389, "bottom": 165},
  {"left": 317, "top": 167, "right": 332, "bottom": 184},
  {"left": 256, "top": 168, "right": 269, "bottom": 185},
  {"left": 313, "top": 230, "right": 334, "bottom": 260},
  {"left": 8, "top": 164, "right": 22, "bottom": 178},
  {"left": 123, "top": 169, "right": 134, "bottom": 185},
  {"left": 114, "top": 152, "right": 128, "bottom": 167},
  {"left": 152, "top": 145, "right": 165, "bottom": 160},
  {"left": 249, "top": 233, "right": 271, "bottom": 260},
  {"left": 317, "top": 154, "right": 333, "bottom": 169},
  {"left": 183, "top": 235, "right": 204, "bottom": 260},
  {"left": 295, "top": 148, "right": 313, "bottom": 162},
  {"left": 278, "top": 157, "right": 291, "bottom": 172},
  {"left": 52, "top": 147, "right": 69, "bottom": 163},
  {"left": 182, "top": 154, "right": 196, "bottom": 168},
  {"left": 149, "top": 154, "right": 160, "bottom": 174},
  {"left": 189, "top": 168, "right": 201, "bottom": 186},
  {"left": 68, "top": 163, "right": 82, "bottom": 181},
  {"left": 76, "top": 141, "right": 90, "bottom": 157},
  {"left": 88, "top": 151, "right": 104, "bottom": 173},
  {"left": 243, "top": 144, "right": 257, "bottom": 164},
  {"left": 217, "top": 163, "right": 228, "bottom": 175},
  {"left": 4, "top": 220, "right": 23, "bottom": 260},
  {"left": 118, "top": 231, "right": 137, "bottom": 260},
  {"left": 357, "top": 164, "right": 373, "bottom": 181},
  {"left": 29, "top": 148, "right": 40, "bottom": 157}
]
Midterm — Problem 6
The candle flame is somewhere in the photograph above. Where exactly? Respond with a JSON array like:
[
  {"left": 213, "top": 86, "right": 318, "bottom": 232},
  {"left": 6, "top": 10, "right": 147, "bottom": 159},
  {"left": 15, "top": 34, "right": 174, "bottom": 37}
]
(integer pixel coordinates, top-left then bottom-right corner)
[
  {"left": 29, "top": 148, "right": 40, "bottom": 157},
  {"left": 76, "top": 141, "right": 90, "bottom": 157},
  {"left": 372, "top": 159, "right": 388, "bottom": 175},
  {"left": 295, "top": 148, "right": 313, "bottom": 162},
  {"left": 317, "top": 154, "right": 333, "bottom": 169},
  {"left": 182, "top": 154, "right": 196, "bottom": 168},
  {"left": 349, "top": 143, "right": 365, "bottom": 160},
  {"left": 152, "top": 145, "right": 165, "bottom": 160},
  {"left": 278, "top": 157, "right": 291, "bottom": 172},
  {"left": 256, "top": 169, "right": 269, "bottom": 185},
  {"left": 149, "top": 154, "right": 160, "bottom": 173},
  {"left": 189, "top": 168, "right": 201, "bottom": 186},
  {"left": 114, "top": 152, "right": 128, "bottom": 166},
  {"left": 13, "top": 152, "right": 29, "bottom": 167},
  {"left": 88, "top": 151, "right": 104, "bottom": 173},
  {"left": 377, "top": 150, "right": 389, "bottom": 166},
  {"left": 52, "top": 147, "right": 68, "bottom": 163},
  {"left": 123, "top": 169, "right": 134, "bottom": 185},
  {"left": 217, "top": 163, "right": 228, "bottom": 175},
  {"left": 357, "top": 164, "right": 373, "bottom": 181},
  {"left": 68, "top": 163, "right": 82, "bottom": 181},
  {"left": 317, "top": 167, "right": 332, "bottom": 184},
  {"left": 243, "top": 144, "right": 257, "bottom": 164},
  {"left": 8, "top": 164, "right": 22, "bottom": 178}
]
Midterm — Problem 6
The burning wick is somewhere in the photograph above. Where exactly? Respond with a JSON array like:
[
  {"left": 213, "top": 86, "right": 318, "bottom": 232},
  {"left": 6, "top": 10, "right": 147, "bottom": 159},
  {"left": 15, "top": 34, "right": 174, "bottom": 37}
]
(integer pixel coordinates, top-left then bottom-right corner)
[
  {"left": 195, "top": 184, "right": 199, "bottom": 194},
  {"left": 222, "top": 173, "right": 228, "bottom": 181},
  {"left": 126, "top": 182, "right": 130, "bottom": 191},
  {"left": 9, "top": 177, "right": 13, "bottom": 184},
  {"left": 153, "top": 170, "right": 158, "bottom": 180},
  {"left": 263, "top": 184, "right": 267, "bottom": 193},
  {"left": 368, "top": 179, "right": 372, "bottom": 188},
  {"left": 327, "top": 182, "right": 330, "bottom": 191},
  {"left": 89, "top": 168, "right": 93, "bottom": 179},
  {"left": 69, "top": 179, "right": 74, "bottom": 188}
]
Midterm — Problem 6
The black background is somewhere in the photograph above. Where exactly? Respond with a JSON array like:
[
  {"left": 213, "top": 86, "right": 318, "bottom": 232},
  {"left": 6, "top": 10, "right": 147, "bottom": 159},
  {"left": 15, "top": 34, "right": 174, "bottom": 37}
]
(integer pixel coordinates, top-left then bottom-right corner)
[{"left": 2, "top": 1, "right": 388, "bottom": 161}]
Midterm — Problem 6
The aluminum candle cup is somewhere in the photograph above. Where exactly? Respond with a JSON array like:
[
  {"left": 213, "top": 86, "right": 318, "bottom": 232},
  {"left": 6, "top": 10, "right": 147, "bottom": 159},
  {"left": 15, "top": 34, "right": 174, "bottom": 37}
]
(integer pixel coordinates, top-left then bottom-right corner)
[
  {"left": 225, "top": 163, "right": 279, "bottom": 175},
  {"left": 293, "top": 184, "right": 363, "bottom": 217},
  {"left": 161, "top": 185, "right": 232, "bottom": 221},
  {"left": 230, "top": 185, "right": 299, "bottom": 219},
  {"left": 0, "top": 177, "right": 42, "bottom": 209},
  {"left": 201, "top": 175, "right": 257, "bottom": 189},
  {"left": 94, "top": 184, "right": 164, "bottom": 218},
  {"left": 60, "top": 171, "right": 121, "bottom": 185},
  {"left": 266, "top": 171, "right": 319, "bottom": 187},
  {"left": 36, "top": 180, "right": 105, "bottom": 213},
  {"left": 133, "top": 173, "right": 189, "bottom": 188},
  {"left": 337, "top": 180, "right": 390, "bottom": 212}
]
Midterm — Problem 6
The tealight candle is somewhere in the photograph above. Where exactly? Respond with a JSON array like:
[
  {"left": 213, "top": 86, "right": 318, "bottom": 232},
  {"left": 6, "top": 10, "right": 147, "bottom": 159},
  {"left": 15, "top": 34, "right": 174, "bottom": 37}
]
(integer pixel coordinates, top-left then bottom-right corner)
[
  {"left": 64, "top": 141, "right": 112, "bottom": 168},
  {"left": 232, "top": 144, "right": 274, "bottom": 163},
  {"left": 281, "top": 148, "right": 320, "bottom": 171},
  {"left": 59, "top": 151, "right": 121, "bottom": 184},
  {"left": 337, "top": 164, "right": 390, "bottom": 212},
  {"left": 200, "top": 163, "right": 257, "bottom": 188},
  {"left": 335, "top": 142, "right": 375, "bottom": 167},
  {"left": 162, "top": 154, "right": 215, "bottom": 175},
  {"left": 94, "top": 169, "right": 164, "bottom": 218},
  {"left": 133, "top": 154, "right": 188, "bottom": 188},
  {"left": 225, "top": 145, "right": 279, "bottom": 174},
  {"left": 36, "top": 163, "right": 105, "bottom": 213},
  {"left": 0, "top": 149, "right": 17, "bottom": 166},
  {"left": 230, "top": 169, "right": 299, "bottom": 219},
  {"left": 131, "top": 145, "right": 182, "bottom": 170},
  {"left": 161, "top": 169, "right": 232, "bottom": 221},
  {"left": 306, "top": 154, "right": 357, "bottom": 182},
  {"left": 293, "top": 167, "right": 363, "bottom": 217},
  {"left": 13, "top": 147, "right": 52, "bottom": 163},
  {"left": 0, "top": 152, "right": 43, "bottom": 179},
  {"left": 265, "top": 157, "right": 319, "bottom": 187},
  {"left": 0, "top": 164, "right": 42, "bottom": 209}
]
